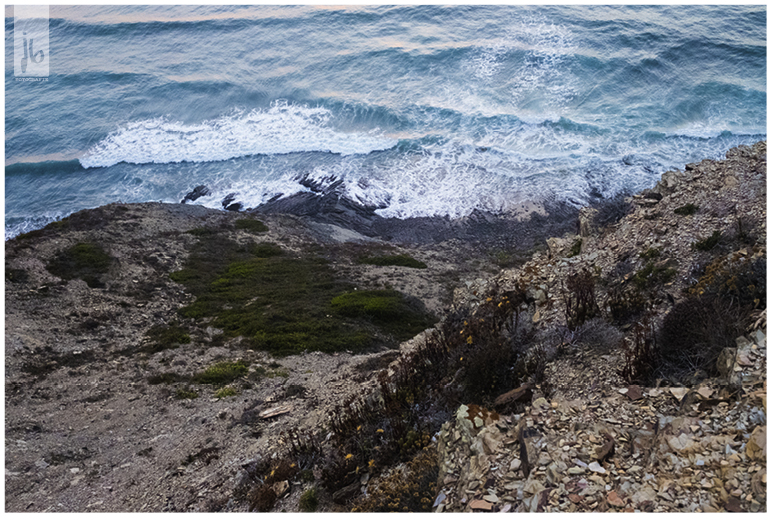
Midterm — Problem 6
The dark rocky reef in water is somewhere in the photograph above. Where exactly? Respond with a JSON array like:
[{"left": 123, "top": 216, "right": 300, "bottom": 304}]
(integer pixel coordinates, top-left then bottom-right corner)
[{"left": 251, "top": 177, "right": 581, "bottom": 249}]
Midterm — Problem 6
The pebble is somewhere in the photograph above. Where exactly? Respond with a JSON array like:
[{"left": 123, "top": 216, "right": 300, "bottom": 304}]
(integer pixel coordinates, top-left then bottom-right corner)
[
  {"left": 469, "top": 499, "right": 493, "bottom": 511},
  {"left": 588, "top": 462, "right": 606, "bottom": 474}
]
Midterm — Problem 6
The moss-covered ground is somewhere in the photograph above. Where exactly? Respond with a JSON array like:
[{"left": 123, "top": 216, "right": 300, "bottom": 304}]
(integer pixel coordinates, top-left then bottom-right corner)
[
  {"left": 46, "top": 242, "right": 112, "bottom": 288},
  {"left": 169, "top": 231, "right": 434, "bottom": 356}
]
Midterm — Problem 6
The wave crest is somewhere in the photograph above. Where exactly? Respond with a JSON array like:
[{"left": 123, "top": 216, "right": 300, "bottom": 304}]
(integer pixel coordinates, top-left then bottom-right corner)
[{"left": 79, "top": 101, "right": 397, "bottom": 168}]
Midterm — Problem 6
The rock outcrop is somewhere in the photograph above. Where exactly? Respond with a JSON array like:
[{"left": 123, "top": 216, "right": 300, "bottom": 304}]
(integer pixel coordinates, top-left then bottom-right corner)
[{"left": 434, "top": 141, "right": 767, "bottom": 512}]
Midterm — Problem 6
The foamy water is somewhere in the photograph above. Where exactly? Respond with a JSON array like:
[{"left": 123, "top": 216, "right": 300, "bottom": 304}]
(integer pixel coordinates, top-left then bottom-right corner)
[{"left": 6, "top": 5, "right": 766, "bottom": 238}]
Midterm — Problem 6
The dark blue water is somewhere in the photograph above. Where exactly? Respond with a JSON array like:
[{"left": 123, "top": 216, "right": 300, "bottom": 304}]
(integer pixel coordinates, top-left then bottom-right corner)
[{"left": 5, "top": 5, "right": 766, "bottom": 238}]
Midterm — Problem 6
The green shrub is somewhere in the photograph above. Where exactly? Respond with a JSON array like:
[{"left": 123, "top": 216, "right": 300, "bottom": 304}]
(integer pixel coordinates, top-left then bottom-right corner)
[
  {"left": 46, "top": 242, "right": 112, "bottom": 288},
  {"left": 215, "top": 386, "right": 238, "bottom": 398},
  {"left": 193, "top": 360, "right": 249, "bottom": 386},
  {"left": 690, "top": 254, "right": 765, "bottom": 310},
  {"left": 631, "top": 262, "right": 677, "bottom": 291},
  {"left": 567, "top": 238, "right": 582, "bottom": 258},
  {"left": 692, "top": 230, "right": 722, "bottom": 252},
  {"left": 299, "top": 487, "right": 319, "bottom": 512},
  {"left": 359, "top": 254, "right": 427, "bottom": 269},
  {"left": 330, "top": 290, "right": 434, "bottom": 339},
  {"left": 175, "top": 387, "right": 199, "bottom": 399},
  {"left": 235, "top": 218, "right": 269, "bottom": 234},
  {"left": 673, "top": 203, "right": 699, "bottom": 216},
  {"left": 606, "top": 287, "right": 648, "bottom": 325}
]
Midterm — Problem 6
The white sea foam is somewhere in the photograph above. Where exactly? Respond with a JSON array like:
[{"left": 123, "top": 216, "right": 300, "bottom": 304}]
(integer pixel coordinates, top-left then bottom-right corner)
[
  {"left": 79, "top": 101, "right": 397, "bottom": 168},
  {"left": 470, "top": 15, "right": 578, "bottom": 112}
]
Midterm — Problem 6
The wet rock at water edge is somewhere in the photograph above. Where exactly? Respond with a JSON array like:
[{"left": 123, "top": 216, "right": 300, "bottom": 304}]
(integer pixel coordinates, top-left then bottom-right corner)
[{"left": 181, "top": 185, "right": 210, "bottom": 204}]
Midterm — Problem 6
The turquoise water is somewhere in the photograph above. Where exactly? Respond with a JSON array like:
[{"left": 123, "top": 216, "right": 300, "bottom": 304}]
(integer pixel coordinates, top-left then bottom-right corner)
[{"left": 5, "top": 5, "right": 766, "bottom": 238}]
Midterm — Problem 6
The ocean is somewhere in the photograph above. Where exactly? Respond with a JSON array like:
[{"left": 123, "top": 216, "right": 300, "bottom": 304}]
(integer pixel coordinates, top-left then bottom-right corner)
[{"left": 5, "top": 5, "right": 766, "bottom": 239}]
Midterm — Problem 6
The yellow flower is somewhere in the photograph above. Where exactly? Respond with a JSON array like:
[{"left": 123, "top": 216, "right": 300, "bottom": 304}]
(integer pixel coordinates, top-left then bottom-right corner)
[
  {"left": 357, "top": 425, "right": 362, "bottom": 431},
  {"left": 345, "top": 453, "right": 354, "bottom": 460},
  {"left": 376, "top": 428, "right": 384, "bottom": 434},
  {"left": 466, "top": 336, "right": 473, "bottom": 344},
  {"left": 369, "top": 459, "right": 375, "bottom": 468},
  {"left": 486, "top": 297, "right": 493, "bottom": 302}
]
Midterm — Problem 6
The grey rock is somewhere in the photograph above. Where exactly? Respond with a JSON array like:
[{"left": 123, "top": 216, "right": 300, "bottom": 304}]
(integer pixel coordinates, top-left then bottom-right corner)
[{"left": 181, "top": 185, "right": 210, "bottom": 204}]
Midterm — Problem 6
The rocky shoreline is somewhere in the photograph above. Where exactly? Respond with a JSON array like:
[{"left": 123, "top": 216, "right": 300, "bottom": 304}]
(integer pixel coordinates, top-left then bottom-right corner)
[{"left": 5, "top": 142, "right": 767, "bottom": 512}]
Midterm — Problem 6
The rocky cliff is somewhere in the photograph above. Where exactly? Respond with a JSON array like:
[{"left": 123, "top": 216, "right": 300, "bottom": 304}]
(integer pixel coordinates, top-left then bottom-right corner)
[{"left": 5, "top": 142, "right": 766, "bottom": 512}]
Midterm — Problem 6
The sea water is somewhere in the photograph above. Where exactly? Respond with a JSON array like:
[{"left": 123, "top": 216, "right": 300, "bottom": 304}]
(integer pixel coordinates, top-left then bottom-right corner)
[{"left": 5, "top": 5, "right": 766, "bottom": 238}]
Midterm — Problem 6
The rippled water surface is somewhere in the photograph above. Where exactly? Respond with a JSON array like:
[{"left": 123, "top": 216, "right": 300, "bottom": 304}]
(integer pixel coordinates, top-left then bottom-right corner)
[{"left": 5, "top": 5, "right": 766, "bottom": 237}]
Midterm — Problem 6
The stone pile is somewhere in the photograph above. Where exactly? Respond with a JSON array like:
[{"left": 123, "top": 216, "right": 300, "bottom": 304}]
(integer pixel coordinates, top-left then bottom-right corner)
[
  {"left": 436, "top": 142, "right": 766, "bottom": 513},
  {"left": 434, "top": 324, "right": 766, "bottom": 513}
]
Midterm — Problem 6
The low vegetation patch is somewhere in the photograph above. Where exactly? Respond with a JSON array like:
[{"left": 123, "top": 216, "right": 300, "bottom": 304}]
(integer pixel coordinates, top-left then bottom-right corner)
[
  {"left": 359, "top": 254, "right": 427, "bottom": 269},
  {"left": 690, "top": 254, "right": 765, "bottom": 309},
  {"left": 631, "top": 261, "right": 676, "bottom": 291},
  {"left": 142, "top": 322, "right": 191, "bottom": 354},
  {"left": 567, "top": 238, "right": 582, "bottom": 258},
  {"left": 692, "top": 230, "right": 722, "bottom": 252},
  {"left": 46, "top": 242, "right": 112, "bottom": 288},
  {"left": 250, "top": 242, "right": 283, "bottom": 258},
  {"left": 21, "top": 348, "right": 96, "bottom": 379},
  {"left": 175, "top": 387, "right": 199, "bottom": 399},
  {"left": 624, "top": 252, "right": 765, "bottom": 385},
  {"left": 673, "top": 203, "right": 699, "bottom": 216},
  {"left": 352, "top": 446, "right": 438, "bottom": 512},
  {"left": 193, "top": 360, "right": 250, "bottom": 386},
  {"left": 215, "top": 386, "right": 238, "bottom": 398},
  {"left": 640, "top": 247, "right": 661, "bottom": 260},
  {"left": 299, "top": 487, "right": 319, "bottom": 512},
  {"left": 330, "top": 290, "right": 434, "bottom": 339},
  {"left": 170, "top": 233, "right": 434, "bottom": 356},
  {"left": 605, "top": 286, "right": 648, "bottom": 325},
  {"left": 235, "top": 218, "right": 269, "bottom": 234}
]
